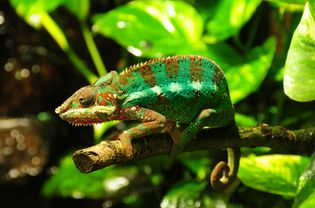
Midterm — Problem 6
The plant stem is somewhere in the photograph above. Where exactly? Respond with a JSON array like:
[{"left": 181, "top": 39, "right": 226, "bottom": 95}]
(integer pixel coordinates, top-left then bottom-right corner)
[
  {"left": 81, "top": 22, "right": 107, "bottom": 76},
  {"left": 40, "top": 12, "right": 69, "bottom": 51},
  {"left": 66, "top": 48, "right": 98, "bottom": 83},
  {"left": 40, "top": 12, "right": 97, "bottom": 83}
]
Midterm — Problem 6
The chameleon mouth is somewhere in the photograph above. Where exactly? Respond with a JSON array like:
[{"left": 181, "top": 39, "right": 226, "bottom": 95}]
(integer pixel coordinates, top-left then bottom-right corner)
[{"left": 57, "top": 106, "right": 117, "bottom": 126}]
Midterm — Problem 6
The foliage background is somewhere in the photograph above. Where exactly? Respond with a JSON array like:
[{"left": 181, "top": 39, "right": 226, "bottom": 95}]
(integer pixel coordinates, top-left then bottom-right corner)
[{"left": 0, "top": 0, "right": 314, "bottom": 207}]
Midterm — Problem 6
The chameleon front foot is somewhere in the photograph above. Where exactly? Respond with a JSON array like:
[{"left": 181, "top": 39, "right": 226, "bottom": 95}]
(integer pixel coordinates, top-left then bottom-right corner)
[{"left": 116, "top": 133, "right": 133, "bottom": 158}]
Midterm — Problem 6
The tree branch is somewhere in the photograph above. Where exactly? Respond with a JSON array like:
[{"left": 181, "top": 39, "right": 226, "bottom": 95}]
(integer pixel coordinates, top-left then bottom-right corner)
[{"left": 72, "top": 125, "right": 315, "bottom": 173}]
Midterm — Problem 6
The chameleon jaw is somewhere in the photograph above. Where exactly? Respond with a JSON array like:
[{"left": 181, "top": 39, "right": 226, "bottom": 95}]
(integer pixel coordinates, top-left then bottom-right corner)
[{"left": 59, "top": 105, "right": 117, "bottom": 125}]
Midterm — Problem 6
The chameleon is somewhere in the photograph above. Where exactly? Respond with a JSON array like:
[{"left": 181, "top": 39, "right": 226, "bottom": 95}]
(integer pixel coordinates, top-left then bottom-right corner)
[{"left": 55, "top": 55, "right": 240, "bottom": 191}]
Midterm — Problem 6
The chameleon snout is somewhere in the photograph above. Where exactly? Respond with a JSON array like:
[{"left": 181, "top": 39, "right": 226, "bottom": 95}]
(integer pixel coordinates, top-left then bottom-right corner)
[
  {"left": 55, "top": 96, "right": 73, "bottom": 116},
  {"left": 55, "top": 106, "right": 61, "bottom": 114},
  {"left": 55, "top": 102, "right": 69, "bottom": 115}
]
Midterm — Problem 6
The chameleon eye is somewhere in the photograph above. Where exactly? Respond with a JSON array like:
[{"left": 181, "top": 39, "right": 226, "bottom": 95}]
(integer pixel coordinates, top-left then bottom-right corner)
[
  {"left": 78, "top": 87, "right": 96, "bottom": 107},
  {"left": 78, "top": 95, "right": 95, "bottom": 107}
]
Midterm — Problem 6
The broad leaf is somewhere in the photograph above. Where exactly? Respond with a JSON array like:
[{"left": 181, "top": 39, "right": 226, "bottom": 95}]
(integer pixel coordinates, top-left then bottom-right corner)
[
  {"left": 269, "top": 0, "right": 306, "bottom": 4},
  {"left": 179, "top": 151, "right": 210, "bottom": 180},
  {"left": 269, "top": 0, "right": 306, "bottom": 12},
  {"left": 10, "top": 0, "right": 89, "bottom": 25},
  {"left": 42, "top": 155, "right": 152, "bottom": 199},
  {"left": 211, "top": 37, "right": 276, "bottom": 103},
  {"left": 10, "top": 0, "right": 69, "bottom": 50},
  {"left": 92, "top": 0, "right": 203, "bottom": 57},
  {"left": 283, "top": 1, "right": 315, "bottom": 102},
  {"left": 294, "top": 153, "right": 315, "bottom": 208},
  {"left": 190, "top": 0, "right": 220, "bottom": 20},
  {"left": 92, "top": 0, "right": 275, "bottom": 103},
  {"left": 160, "top": 180, "right": 241, "bottom": 207},
  {"left": 61, "top": 0, "right": 90, "bottom": 21},
  {"left": 238, "top": 154, "right": 310, "bottom": 196},
  {"left": 204, "top": 0, "right": 261, "bottom": 43},
  {"left": 235, "top": 113, "right": 257, "bottom": 126},
  {"left": 160, "top": 181, "right": 207, "bottom": 208},
  {"left": 10, "top": 0, "right": 62, "bottom": 28}
]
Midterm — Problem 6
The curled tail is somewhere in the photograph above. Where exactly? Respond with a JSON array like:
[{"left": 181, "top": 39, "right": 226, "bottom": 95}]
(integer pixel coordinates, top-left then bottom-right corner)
[{"left": 210, "top": 147, "right": 240, "bottom": 191}]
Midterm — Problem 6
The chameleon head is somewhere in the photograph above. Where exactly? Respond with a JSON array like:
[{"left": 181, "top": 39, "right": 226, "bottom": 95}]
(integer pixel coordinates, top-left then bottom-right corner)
[{"left": 55, "top": 86, "right": 117, "bottom": 125}]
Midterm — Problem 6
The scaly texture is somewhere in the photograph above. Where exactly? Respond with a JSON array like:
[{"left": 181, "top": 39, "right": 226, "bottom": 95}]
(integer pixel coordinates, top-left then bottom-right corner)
[{"left": 55, "top": 55, "right": 239, "bottom": 191}]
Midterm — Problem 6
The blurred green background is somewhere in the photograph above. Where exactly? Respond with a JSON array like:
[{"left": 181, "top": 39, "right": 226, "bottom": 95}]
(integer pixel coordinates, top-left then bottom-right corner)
[{"left": 0, "top": 0, "right": 315, "bottom": 207}]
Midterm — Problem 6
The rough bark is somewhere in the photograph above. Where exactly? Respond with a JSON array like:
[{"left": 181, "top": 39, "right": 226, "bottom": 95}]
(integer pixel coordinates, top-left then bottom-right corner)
[{"left": 72, "top": 125, "right": 315, "bottom": 173}]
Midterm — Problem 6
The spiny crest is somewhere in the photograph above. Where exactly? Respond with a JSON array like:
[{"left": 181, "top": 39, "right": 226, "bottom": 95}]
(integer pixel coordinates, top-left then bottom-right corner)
[
  {"left": 94, "top": 71, "right": 115, "bottom": 86},
  {"left": 71, "top": 123, "right": 93, "bottom": 127},
  {"left": 120, "top": 55, "right": 213, "bottom": 75}
]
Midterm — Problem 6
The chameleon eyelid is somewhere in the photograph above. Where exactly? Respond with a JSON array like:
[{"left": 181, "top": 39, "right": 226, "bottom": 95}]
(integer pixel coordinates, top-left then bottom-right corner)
[{"left": 79, "top": 95, "right": 95, "bottom": 106}]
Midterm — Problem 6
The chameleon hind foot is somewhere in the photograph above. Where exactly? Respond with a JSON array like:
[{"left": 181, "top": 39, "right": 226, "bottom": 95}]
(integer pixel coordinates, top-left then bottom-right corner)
[
  {"left": 168, "top": 109, "right": 216, "bottom": 158},
  {"left": 169, "top": 128, "right": 189, "bottom": 158}
]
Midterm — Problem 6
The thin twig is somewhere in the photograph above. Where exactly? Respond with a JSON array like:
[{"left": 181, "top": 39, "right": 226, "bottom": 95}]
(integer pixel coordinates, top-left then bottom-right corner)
[{"left": 72, "top": 125, "right": 315, "bottom": 173}]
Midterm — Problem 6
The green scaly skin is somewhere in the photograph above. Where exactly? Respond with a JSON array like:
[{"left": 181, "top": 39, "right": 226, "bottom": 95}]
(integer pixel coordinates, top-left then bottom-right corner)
[{"left": 55, "top": 55, "right": 240, "bottom": 191}]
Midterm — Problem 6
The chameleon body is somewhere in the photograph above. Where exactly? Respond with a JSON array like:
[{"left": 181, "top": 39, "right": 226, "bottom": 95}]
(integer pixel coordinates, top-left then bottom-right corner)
[{"left": 55, "top": 55, "right": 240, "bottom": 191}]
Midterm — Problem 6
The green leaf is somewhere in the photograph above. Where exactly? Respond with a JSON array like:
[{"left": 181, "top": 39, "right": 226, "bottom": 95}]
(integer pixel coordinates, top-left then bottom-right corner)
[
  {"left": 160, "top": 180, "right": 242, "bottom": 207},
  {"left": 204, "top": 0, "right": 261, "bottom": 43},
  {"left": 92, "top": 0, "right": 275, "bottom": 103},
  {"left": 10, "top": 0, "right": 62, "bottom": 28},
  {"left": 10, "top": 0, "right": 69, "bottom": 50},
  {"left": 10, "top": 0, "right": 90, "bottom": 24},
  {"left": 160, "top": 181, "right": 207, "bottom": 208},
  {"left": 269, "top": 0, "right": 306, "bottom": 4},
  {"left": 238, "top": 154, "right": 310, "bottom": 196},
  {"left": 294, "top": 153, "right": 315, "bottom": 208},
  {"left": 179, "top": 151, "right": 210, "bottom": 180},
  {"left": 269, "top": 0, "right": 306, "bottom": 12},
  {"left": 235, "top": 113, "right": 257, "bottom": 126},
  {"left": 190, "top": 0, "right": 220, "bottom": 21},
  {"left": 93, "top": 121, "right": 121, "bottom": 143},
  {"left": 92, "top": 0, "right": 203, "bottom": 57},
  {"left": 212, "top": 37, "right": 276, "bottom": 103},
  {"left": 61, "top": 0, "right": 89, "bottom": 21},
  {"left": 42, "top": 155, "right": 151, "bottom": 199},
  {"left": 9, "top": 0, "right": 97, "bottom": 82},
  {"left": 283, "top": 1, "right": 315, "bottom": 102}
]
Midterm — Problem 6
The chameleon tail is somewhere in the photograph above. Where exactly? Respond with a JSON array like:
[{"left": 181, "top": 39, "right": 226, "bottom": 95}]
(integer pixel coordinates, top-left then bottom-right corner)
[{"left": 210, "top": 147, "right": 240, "bottom": 191}]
